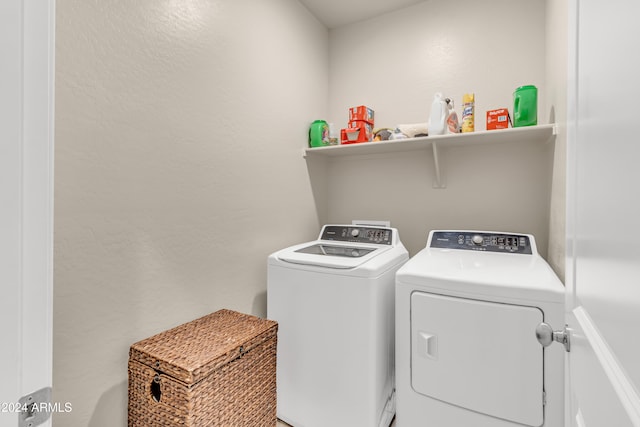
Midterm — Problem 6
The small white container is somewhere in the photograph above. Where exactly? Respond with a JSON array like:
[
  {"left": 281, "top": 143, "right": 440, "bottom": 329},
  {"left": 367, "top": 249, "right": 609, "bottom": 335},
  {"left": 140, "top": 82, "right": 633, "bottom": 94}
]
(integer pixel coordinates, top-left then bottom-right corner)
[{"left": 428, "top": 93, "right": 447, "bottom": 136}]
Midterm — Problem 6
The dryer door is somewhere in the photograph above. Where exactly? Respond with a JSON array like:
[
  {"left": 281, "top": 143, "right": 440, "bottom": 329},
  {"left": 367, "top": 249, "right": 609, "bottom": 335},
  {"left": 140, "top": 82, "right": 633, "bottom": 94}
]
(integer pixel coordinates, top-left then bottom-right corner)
[{"left": 411, "top": 292, "right": 544, "bottom": 427}]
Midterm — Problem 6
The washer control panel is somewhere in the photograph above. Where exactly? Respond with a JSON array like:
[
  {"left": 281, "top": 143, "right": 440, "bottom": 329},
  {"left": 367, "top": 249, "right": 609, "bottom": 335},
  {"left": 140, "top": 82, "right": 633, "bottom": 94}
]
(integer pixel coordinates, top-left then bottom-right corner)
[
  {"left": 429, "top": 231, "right": 533, "bottom": 254},
  {"left": 320, "top": 225, "right": 393, "bottom": 245}
]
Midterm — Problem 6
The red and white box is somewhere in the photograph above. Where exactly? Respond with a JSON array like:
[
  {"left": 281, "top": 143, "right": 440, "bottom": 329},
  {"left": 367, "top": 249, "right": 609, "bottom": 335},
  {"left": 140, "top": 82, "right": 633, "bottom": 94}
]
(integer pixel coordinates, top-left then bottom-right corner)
[
  {"left": 348, "top": 105, "right": 374, "bottom": 125},
  {"left": 348, "top": 120, "right": 374, "bottom": 138},
  {"left": 341, "top": 126, "right": 371, "bottom": 144},
  {"left": 486, "top": 108, "right": 510, "bottom": 130}
]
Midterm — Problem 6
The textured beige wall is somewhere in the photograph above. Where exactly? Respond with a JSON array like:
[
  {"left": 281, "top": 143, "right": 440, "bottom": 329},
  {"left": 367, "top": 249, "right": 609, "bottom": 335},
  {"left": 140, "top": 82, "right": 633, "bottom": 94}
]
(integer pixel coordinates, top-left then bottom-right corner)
[
  {"left": 53, "top": 1, "right": 328, "bottom": 425},
  {"left": 53, "top": 0, "right": 568, "bottom": 424},
  {"left": 325, "top": 0, "right": 554, "bottom": 258}
]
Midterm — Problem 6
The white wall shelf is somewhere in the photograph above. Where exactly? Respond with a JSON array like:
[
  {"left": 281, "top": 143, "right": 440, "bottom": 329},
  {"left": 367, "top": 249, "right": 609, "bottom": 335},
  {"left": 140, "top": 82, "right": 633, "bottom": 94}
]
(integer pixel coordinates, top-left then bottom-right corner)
[{"left": 304, "top": 124, "right": 556, "bottom": 188}]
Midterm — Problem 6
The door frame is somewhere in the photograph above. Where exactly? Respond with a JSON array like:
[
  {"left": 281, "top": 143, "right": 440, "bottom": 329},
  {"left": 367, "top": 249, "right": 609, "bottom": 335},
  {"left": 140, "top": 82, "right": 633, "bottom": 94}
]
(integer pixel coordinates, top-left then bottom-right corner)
[{"left": 0, "top": 0, "right": 55, "bottom": 425}]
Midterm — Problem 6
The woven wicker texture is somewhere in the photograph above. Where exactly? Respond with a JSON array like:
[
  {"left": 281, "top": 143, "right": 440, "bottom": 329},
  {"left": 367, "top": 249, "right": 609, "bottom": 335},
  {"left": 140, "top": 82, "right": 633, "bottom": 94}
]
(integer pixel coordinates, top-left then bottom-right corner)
[{"left": 128, "top": 309, "right": 278, "bottom": 427}]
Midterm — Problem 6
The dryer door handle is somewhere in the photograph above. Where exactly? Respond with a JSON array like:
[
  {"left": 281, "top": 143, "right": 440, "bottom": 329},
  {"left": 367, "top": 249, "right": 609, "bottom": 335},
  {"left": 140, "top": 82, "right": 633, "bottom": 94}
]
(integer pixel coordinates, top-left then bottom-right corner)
[{"left": 417, "top": 332, "right": 438, "bottom": 359}]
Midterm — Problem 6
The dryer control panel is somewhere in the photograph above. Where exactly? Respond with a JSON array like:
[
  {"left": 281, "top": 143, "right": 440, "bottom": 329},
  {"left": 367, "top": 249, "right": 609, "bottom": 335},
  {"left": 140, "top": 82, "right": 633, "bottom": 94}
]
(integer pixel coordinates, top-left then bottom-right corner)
[
  {"left": 429, "top": 231, "right": 533, "bottom": 254},
  {"left": 320, "top": 225, "right": 393, "bottom": 245}
]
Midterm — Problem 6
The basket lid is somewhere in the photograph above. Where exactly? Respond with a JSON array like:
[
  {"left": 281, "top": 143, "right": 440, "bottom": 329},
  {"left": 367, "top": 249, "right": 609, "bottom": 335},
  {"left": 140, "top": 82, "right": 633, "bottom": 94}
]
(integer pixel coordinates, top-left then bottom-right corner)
[{"left": 129, "top": 309, "right": 277, "bottom": 385}]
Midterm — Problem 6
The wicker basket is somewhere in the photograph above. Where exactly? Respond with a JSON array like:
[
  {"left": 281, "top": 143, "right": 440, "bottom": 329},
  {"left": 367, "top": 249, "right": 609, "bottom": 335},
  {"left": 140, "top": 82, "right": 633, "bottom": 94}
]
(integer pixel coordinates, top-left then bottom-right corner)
[{"left": 128, "top": 309, "right": 278, "bottom": 427}]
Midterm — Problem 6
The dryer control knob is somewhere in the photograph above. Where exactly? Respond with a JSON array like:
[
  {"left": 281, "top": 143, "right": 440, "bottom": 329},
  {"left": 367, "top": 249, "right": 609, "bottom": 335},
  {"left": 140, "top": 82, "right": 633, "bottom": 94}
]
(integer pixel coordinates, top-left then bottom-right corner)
[
  {"left": 472, "top": 235, "right": 484, "bottom": 245},
  {"left": 351, "top": 229, "right": 360, "bottom": 237}
]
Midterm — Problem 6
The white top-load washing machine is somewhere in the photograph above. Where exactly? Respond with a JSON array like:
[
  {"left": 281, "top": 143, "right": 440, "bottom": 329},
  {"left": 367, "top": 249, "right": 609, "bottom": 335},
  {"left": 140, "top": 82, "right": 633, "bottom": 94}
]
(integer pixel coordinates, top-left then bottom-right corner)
[
  {"left": 395, "top": 230, "right": 565, "bottom": 427},
  {"left": 268, "top": 224, "right": 409, "bottom": 427}
]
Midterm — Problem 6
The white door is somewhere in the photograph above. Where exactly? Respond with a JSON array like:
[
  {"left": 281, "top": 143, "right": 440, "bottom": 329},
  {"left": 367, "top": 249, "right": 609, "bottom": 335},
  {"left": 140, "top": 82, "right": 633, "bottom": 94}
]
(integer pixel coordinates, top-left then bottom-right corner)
[
  {"left": 0, "top": 1, "right": 55, "bottom": 426},
  {"left": 565, "top": 0, "right": 640, "bottom": 425}
]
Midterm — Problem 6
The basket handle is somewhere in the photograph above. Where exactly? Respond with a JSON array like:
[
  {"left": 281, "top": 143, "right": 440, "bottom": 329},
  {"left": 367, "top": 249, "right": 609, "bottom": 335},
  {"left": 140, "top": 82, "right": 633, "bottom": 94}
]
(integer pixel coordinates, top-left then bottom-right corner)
[{"left": 151, "top": 374, "right": 162, "bottom": 403}]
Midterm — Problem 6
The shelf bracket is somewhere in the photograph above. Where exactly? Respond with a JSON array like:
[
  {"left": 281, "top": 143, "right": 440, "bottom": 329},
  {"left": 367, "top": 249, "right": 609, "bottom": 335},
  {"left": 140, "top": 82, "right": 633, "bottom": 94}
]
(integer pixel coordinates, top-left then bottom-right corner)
[{"left": 432, "top": 142, "right": 446, "bottom": 189}]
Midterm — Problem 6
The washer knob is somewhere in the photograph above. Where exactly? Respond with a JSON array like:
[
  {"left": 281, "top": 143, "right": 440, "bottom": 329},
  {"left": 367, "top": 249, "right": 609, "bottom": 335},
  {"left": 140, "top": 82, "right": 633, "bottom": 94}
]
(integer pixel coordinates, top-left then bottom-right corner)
[
  {"left": 351, "top": 228, "right": 360, "bottom": 237},
  {"left": 472, "top": 235, "right": 484, "bottom": 245}
]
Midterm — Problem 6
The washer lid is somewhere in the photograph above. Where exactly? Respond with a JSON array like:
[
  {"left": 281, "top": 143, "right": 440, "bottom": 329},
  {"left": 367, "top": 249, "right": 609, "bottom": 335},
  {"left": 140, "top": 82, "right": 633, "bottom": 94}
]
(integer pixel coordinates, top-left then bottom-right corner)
[
  {"left": 277, "top": 241, "right": 389, "bottom": 269},
  {"left": 396, "top": 247, "right": 564, "bottom": 303}
]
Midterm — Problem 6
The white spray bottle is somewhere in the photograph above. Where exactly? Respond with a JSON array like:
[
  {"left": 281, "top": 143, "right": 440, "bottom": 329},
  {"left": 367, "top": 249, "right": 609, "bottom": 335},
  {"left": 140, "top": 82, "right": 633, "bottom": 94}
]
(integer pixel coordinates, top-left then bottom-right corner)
[{"left": 428, "top": 92, "right": 447, "bottom": 136}]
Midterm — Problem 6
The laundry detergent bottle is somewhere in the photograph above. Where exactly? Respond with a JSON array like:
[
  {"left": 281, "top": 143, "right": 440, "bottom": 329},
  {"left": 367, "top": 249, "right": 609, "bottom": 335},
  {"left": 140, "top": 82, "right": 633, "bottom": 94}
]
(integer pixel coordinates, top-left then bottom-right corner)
[
  {"left": 309, "top": 120, "right": 330, "bottom": 147},
  {"left": 513, "top": 85, "right": 538, "bottom": 127},
  {"left": 428, "top": 93, "right": 447, "bottom": 136}
]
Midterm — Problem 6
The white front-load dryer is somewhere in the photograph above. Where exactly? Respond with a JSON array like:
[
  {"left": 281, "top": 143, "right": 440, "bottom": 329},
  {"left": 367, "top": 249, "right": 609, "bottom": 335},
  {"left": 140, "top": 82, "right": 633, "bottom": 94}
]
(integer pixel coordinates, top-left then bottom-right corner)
[
  {"left": 268, "top": 225, "right": 409, "bottom": 427},
  {"left": 395, "top": 230, "right": 565, "bottom": 427}
]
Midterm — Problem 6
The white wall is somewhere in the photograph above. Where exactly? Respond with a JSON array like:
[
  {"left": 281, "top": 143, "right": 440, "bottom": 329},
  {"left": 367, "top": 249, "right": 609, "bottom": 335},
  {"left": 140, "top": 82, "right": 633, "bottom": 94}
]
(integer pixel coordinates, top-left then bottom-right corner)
[
  {"left": 324, "top": 0, "right": 553, "bottom": 257},
  {"left": 328, "top": 0, "right": 547, "bottom": 129},
  {"left": 53, "top": 1, "right": 328, "bottom": 425},
  {"left": 544, "top": 0, "right": 568, "bottom": 281}
]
